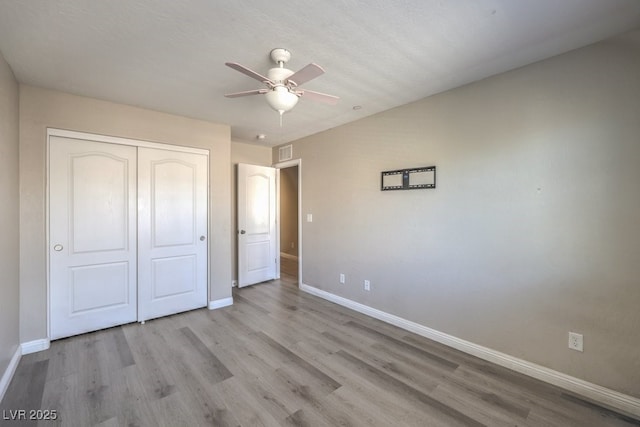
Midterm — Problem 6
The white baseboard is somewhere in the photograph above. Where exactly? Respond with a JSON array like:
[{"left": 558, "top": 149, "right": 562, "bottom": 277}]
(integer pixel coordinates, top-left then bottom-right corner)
[
  {"left": 0, "top": 346, "right": 21, "bottom": 403},
  {"left": 209, "top": 297, "right": 233, "bottom": 310},
  {"left": 21, "top": 338, "right": 50, "bottom": 355},
  {"left": 280, "top": 252, "right": 299, "bottom": 261},
  {"left": 300, "top": 283, "right": 640, "bottom": 419}
]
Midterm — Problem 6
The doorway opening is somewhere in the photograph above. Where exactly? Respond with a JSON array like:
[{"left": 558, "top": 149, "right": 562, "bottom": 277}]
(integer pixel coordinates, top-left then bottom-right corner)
[{"left": 276, "top": 159, "right": 301, "bottom": 286}]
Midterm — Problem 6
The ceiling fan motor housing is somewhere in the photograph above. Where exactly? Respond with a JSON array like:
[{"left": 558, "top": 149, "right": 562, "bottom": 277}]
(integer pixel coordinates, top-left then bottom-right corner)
[{"left": 267, "top": 67, "right": 294, "bottom": 84}]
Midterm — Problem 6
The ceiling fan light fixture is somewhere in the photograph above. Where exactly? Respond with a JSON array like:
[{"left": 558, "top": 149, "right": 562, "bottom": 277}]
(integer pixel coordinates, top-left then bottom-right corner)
[{"left": 265, "top": 85, "right": 299, "bottom": 114}]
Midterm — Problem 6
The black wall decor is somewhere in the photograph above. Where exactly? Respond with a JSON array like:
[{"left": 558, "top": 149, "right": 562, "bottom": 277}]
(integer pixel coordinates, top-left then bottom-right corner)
[{"left": 381, "top": 166, "right": 436, "bottom": 191}]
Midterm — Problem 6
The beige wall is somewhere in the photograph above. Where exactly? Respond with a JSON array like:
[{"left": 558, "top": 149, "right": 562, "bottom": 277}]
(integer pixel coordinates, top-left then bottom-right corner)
[
  {"left": 275, "top": 30, "right": 640, "bottom": 398},
  {"left": 19, "top": 85, "right": 232, "bottom": 343},
  {"left": 0, "top": 51, "right": 20, "bottom": 389},
  {"left": 230, "top": 141, "right": 272, "bottom": 281},
  {"left": 280, "top": 166, "right": 298, "bottom": 257}
]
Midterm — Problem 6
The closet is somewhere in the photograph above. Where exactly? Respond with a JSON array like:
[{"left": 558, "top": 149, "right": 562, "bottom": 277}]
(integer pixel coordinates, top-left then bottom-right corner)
[{"left": 48, "top": 130, "right": 208, "bottom": 339}]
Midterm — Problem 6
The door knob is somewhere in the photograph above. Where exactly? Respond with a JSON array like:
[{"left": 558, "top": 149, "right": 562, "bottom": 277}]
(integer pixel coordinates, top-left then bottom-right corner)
[
  {"left": 239, "top": 230, "right": 246, "bottom": 234},
  {"left": 53, "top": 244, "right": 63, "bottom": 251},
  {"left": 200, "top": 235, "right": 206, "bottom": 241}
]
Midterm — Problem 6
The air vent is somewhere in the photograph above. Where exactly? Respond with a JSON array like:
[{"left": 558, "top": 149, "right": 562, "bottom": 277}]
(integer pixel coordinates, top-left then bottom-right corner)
[{"left": 279, "top": 144, "right": 293, "bottom": 162}]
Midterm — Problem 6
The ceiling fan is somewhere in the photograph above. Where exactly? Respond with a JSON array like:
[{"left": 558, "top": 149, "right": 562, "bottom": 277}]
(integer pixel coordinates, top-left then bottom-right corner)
[{"left": 224, "top": 48, "right": 339, "bottom": 123}]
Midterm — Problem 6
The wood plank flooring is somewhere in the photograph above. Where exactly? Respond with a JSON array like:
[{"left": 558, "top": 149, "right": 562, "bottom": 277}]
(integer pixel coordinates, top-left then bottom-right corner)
[
  {"left": 280, "top": 256, "right": 298, "bottom": 280},
  {"left": 2, "top": 272, "right": 639, "bottom": 426}
]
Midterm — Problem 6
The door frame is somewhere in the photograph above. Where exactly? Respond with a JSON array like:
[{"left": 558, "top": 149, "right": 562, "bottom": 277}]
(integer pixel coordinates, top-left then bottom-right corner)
[
  {"left": 273, "top": 158, "right": 302, "bottom": 286},
  {"left": 46, "top": 128, "right": 210, "bottom": 339}
]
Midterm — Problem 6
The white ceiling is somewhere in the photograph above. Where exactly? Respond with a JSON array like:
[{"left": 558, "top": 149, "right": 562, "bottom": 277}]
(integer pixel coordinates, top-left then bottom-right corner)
[{"left": 0, "top": 1, "right": 639, "bottom": 146}]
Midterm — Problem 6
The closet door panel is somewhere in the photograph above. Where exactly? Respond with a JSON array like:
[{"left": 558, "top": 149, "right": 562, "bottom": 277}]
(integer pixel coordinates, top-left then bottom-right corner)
[
  {"left": 137, "top": 148, "right": 208, "bottom": 321},
  {"left": 49, "top": 137, "right": 137, "bottom": 339}
]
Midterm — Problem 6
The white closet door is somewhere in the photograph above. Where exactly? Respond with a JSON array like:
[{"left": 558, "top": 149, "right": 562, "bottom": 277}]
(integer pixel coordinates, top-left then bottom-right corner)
[
  {"left": 49, "top": 136, "right": 138, "bottom": 340},
  {"left": 137, "top": 147, "right": 208, "bottom": 321}
]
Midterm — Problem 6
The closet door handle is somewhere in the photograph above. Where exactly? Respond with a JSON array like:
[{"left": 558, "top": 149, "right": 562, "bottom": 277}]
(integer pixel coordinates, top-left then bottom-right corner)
[{"left": 53, "top": 244, "right": 63, "bottom": 251}]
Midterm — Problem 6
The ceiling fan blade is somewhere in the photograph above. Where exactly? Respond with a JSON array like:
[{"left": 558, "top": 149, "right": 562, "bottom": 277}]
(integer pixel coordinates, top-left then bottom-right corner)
[
  {"left": 298, "top": 89, "right": 339, "bottom": 105},
  {"left": 225, "top": 62, "right": 274, "bottom": 86},
  {"left": 287, "top": 63, "right": 325, "bottom": 87},
  {"left": 224, "top": 89, "right": 268, "bottom": 98}
]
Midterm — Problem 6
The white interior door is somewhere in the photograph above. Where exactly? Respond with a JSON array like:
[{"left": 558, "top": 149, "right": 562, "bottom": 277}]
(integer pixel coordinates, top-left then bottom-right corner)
[
  {"left": 137, "top": 147, "right": 208, "bottom": 321},
  {"left": 238, "top": 163, "right": 277, "bottom": 287},
  {"left": 49, "top": 136, "right": 137, "bottom": 340}
]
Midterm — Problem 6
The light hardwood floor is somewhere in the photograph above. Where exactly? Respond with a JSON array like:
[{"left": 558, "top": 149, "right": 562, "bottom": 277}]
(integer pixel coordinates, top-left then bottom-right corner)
[
  {"left": 280, "top": 256, "right": 298, "bottom": 280},
  {"left": 2, "top": 271, "right": 639, "bottom": 426}
]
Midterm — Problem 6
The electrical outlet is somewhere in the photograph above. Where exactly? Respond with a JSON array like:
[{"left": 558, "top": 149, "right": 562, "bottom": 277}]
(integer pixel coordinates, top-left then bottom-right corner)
[
  {"left": 339, "top": 273, "right": 345, "bottom": 284},
  {"left": 364, "top": 280, "right": 371, "bottom": 291},
  {"left": 568, "top": 332, "right": 583, "bottom": 352},
  {"left": 291, "top": 242, "right": 295, "bottom": 249}
]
